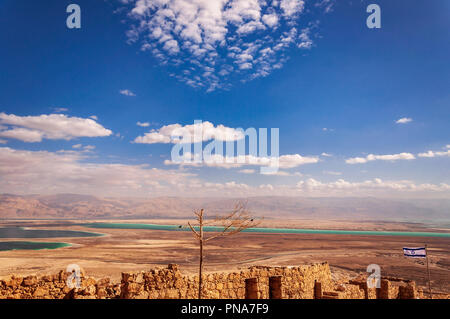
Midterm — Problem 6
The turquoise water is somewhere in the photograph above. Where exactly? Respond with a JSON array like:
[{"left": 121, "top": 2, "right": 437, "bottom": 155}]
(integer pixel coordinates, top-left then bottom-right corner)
[
  {"left": 83, "top": 222, "right": 450, "bottom": 238},
  {"left": 0, "top": 227, "right": 102, "bottom": 251},
  {"left": 0, "top": 241, "right": 71, "bottom": 251},
  {"left": 0, "top": 227, "right": 103, "bottom": 239}
]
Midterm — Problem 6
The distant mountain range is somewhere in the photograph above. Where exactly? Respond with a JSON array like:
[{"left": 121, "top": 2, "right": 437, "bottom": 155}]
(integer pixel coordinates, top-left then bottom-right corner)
[{"left": 0, "top": 193, "right": 449, "bottom": 222}]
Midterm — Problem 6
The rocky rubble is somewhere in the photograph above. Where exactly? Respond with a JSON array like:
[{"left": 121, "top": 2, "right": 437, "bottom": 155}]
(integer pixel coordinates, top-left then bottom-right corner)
[{"left": 0, "top": 270, "right": 120, "bottom": 299}]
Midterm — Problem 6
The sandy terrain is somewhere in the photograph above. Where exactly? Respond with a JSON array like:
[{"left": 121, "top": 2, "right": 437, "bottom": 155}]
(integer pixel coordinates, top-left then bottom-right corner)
[{"left": 0, "top": 219, "right": 449, "bottom": 294}]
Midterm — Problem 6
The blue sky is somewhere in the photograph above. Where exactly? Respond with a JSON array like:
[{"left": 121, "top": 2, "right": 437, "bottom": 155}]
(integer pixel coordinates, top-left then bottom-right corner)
[{"left": 0, "top": 0, "right": 448, "bottom": 197}]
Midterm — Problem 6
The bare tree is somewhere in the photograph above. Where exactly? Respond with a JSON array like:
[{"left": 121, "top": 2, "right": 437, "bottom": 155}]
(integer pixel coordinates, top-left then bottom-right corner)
[{"left": 186, "top": 201, "right": 259, "bottom": 299}]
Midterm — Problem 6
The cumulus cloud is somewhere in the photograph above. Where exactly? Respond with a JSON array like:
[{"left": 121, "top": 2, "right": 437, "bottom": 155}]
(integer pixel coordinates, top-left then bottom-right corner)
[
  {"left": 117, "top": 0, "right": 328, "bottom": 91},
  {"left": 396, "top": 117, "right": 413, "bottom": 124},
  {"left": 0, "top": 128, "right": 44, "bottom": 143},
  {"left": 280, "top": 0, "right": 305, "bottom": 17},
  {"left": 134, "top": 121, "right": 244, "bottom": 144},
  {"left": 119, "top": 89, "right": 136, "bottom": 96},
  {"left": 262, "top": 13, "right": 279, "bottom": 27},
  {"left": 0, "top": 113, "right": 112, "bottom": 142},
  {"left": 346, "top": 152, "right": 415, "bottom": 164}
]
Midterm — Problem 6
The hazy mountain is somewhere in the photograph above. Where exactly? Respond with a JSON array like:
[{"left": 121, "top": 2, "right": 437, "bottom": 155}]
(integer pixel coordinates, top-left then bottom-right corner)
[{"left": 0, "top": 194, "right": 448, "bottom": 222}]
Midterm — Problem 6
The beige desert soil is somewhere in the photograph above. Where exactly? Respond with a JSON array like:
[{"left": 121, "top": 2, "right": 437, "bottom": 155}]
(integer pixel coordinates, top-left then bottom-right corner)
[{"left": 0, "top": 219, "right": 449, "bottom": 293}]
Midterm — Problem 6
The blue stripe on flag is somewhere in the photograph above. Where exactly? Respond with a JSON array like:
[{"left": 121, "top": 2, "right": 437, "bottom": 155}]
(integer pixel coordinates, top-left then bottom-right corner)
[{"left": 403, "top": 247, "right": 426, "bottom": 258}]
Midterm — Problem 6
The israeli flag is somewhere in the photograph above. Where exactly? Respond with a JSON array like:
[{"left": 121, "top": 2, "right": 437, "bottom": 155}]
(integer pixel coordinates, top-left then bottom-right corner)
[{"left": 403, "top": 247, "right": 426, "bottom": 258}]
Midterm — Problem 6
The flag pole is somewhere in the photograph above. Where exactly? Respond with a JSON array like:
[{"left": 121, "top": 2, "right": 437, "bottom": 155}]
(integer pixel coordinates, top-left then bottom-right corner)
[{"left": 425, "top": 244, "right": 432, "bottom": 299}]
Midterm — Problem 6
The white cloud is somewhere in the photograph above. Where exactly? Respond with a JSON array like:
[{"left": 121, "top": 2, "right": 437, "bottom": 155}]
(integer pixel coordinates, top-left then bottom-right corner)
[
  {"left": 0, "top": 113, "right": 112, "bottom": 142},
  {"left": 119, "top": 89, "right": 136, "bottom": 96},
  {"left": 346, "top": 152, "right": 415, "bottom": 164},
  {"left": 297, "top": 27, "right": 313, "bottom": 49},
  {"left": 260, "top": 170, "right": 292, "bottom": 176},
  {"left": 83, "top": 145, "right": 96, "bottom": 151},
  {"left": 134, "top": 121, "right": 244, "bottom": 144},
  {"left": 175, "top": 178, "right": 450, "bottom": 197},
  {"left": 262, "top": 13, "right": 279, "bottom": 27},
  {"left": 418, "top": 150, "right": 450, "bottom": 158},
  {"left": 278, "top": 154, "right": 319, "bottom": 168},
  {"left": 118, "top": 0, "right": 324, "bottom": 91},
  {"left": 295, "top": 178, "right": 450, "bottom": 196},
  {"left": 71, "top": 144, "right": 96, "bottom": 152},
  {"left": 137, "top": 121, "right": 150, "bottom": 127},
  {"left": 280, "top": 0, "right": 305, "bottom": 17},
  {"left": 0, "top": 147, "right": 192, "bottom": 197},
  {"left": 321, "top": 152, "right": 332, "bottom": 157},
  {"left": 0, "top": 128, "right": 44, "bottom": 143},
  {"left": 396, "top": 117, "right": 413, "bottom": 124},
  {"left": 163, "top": 39, "right": 180, "bottom": 54},
  {"left": 0, "top": 147, "right": 447, "bottom": 198},
  {"left": 164, "top": 152, "right": 319, "bottom": 169},
  {"left": 315, "top": 0, "right": 334, "bottom": 13}
]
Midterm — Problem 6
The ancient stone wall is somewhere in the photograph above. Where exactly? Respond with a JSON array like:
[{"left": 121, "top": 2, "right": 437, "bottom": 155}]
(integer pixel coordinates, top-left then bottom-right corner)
[
  {"left": 0, "top": 262, "right": 428, "bottom": 299},
  {"left": 119, "top": 263, "right": 333, "bottom": 299}
]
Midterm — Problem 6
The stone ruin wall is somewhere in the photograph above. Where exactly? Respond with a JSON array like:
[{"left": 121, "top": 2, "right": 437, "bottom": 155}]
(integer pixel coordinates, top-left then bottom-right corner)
[
  {"left": 121, "top": 262, "right": 333, "bottom": 299},
  {"left": 0, "top": 262, "right": 428, "bottom": 299}
]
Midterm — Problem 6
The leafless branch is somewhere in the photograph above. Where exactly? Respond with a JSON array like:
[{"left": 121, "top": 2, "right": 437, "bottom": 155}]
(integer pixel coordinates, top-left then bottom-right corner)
[{"left": 186, "top": 201, "right": 259, "bottom": 299}]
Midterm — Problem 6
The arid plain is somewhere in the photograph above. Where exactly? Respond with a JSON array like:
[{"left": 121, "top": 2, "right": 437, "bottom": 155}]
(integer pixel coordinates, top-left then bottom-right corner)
[{"left": 0, "top": 218, "right": 449, "bottom": 294}]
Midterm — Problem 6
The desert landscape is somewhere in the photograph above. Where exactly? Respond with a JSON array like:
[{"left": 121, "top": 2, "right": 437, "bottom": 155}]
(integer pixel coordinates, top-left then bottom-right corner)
[{"left": 1, "top": 213, "right": 449, "bottom": 296}]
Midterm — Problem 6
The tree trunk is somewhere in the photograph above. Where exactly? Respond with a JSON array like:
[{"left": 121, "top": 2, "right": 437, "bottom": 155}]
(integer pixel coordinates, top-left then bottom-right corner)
[
  {"left": 198, "top": 210, "right": 204, "bottom": 299},
  {"left": 198, "top": 239, "right": 203, "bottom": 299}
]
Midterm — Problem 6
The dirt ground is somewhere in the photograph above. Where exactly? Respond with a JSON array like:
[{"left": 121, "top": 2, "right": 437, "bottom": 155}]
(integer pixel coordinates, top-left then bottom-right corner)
[{"left": 0, "top": 219, "right": 449, "bottom": 293}]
